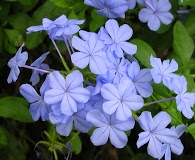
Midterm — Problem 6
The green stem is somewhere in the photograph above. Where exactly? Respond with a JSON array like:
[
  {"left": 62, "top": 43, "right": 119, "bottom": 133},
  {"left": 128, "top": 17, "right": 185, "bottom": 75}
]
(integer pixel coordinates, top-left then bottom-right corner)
[{"left": 51, "top": 39, "right": 70, "bottom": 72}]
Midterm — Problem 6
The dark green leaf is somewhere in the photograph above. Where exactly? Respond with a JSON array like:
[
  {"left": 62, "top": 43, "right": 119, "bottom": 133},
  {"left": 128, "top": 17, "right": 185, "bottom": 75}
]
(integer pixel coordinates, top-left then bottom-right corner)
[
  {"left": 8, "top": 13, "right": 31, "bottom": 36},
  {"left": 69, "top": 132, "right": 82, "bottom": 155},
  {"left": 26, "top": 31, "right": 47, "bottom": 50},
  {"left": 173, "top": 21, "right": 194, "bottom": 65},
  {"left": 0, "top": 126, "right": 8, "bottom": 148},
  {"left": 50, "top": 0, "right": 69, "bottom": 8},
  {"left": 0, "top": 96, "right": 33, "bottom": 122},
  {"left": 89, "top": 10, "right": 107, "bottom": 32},
  {"left": 188, "top": 123, "right": 195, "bottom": 140},
  {"left": 131, "top": 39, "right": 156, "bottom": 68},
  {"left": 3, "top": 29, "right": 24, "bottom": 47},
  {"left": 185, "top": 12, "right": 195, "bottom": 36},
  {"left": 179, "top": 0, "right": 195, "bottom": 6}
]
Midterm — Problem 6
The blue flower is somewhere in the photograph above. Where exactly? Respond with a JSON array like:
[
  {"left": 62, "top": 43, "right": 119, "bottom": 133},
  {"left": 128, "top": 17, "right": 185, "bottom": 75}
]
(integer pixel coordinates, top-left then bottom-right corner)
[
  {"left": 86, "top": 109, "right": 135, "bottom": 148},
  {"left": 30, "top": 51, "right": 50, "bottom": 86},
  {"left": 27, "top": 15, "right": 84, "bottom": 41},
  {"left": 150, "top": 55, "right": 178, "bottom": 89},
  {"left": 138, "top": 0, "right": 174, "bottom": 31},
  {"left": 99, "top": 19, "right": 137, "bottom": 58},
  {"left": 49, "top": 15, "right": 84, "bottom": 41},
  {"left": 137, "top": 111, "right": 183, "bottom": 159},
  {"left": 106, "top": 54, "right": 130, "bottom": 84},
  {"left": 19, "top": 78, "right": 51, "bottom": 121},
  {"left": 49, "top": 103, "right": 92, "bottom": 136},
  {"left": 27, "top": 18, "right": 55, "bottom": 34},
  {"left": 84, "top": 0, "right": 128, "bottom": 18},
  {"left": 127, "top": 61, "right": 153, "bottom": 98},
  {"left": 171, "top": 76, "right": 195, "bottom": 119},
  {"left": 101, "top": 77, "right": 143, "bottom": 120},
  {"left": 44, "top": 70, "right": 90, "bottom": 116},
  {"left": 161, "top": 125, "right": 186, "bottom": 160},
  {"left": 127, "top": 0, "right": 137, "bottom": 9},
  {"left": 7, "top": 44, "right": 28, "bottom": 83},
  {"left": 71, "top": 32, "right": 109, "bottom": 75}
]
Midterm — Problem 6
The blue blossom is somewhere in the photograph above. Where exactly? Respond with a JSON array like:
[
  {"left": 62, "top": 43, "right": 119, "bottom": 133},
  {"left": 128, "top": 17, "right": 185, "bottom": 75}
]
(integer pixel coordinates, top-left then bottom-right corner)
[
  {"left": 99, "top": 19, "right": 137, "bottom": 58},
  {"left": 49, "top": 103, "right": 92, "bottom": 136},
  {"left": 49, "top": 15, "right": 84, "bottom": 41},
  {"left": 137, "top": 111, "right": 183, "bottom": 159},
  {"left": 138, "top": 0, "right": 174, "bottom": 31},
  {"left": 161, "top": 125, "right": 186, "bottom": 160},
  {"left": 19, "top": 78, "right": 51, "bottom": 121},
  {"left": 71, "top": 33, "right": 109, "bottom": 75},
  {"left": 101, "top": 77, "right": 143, "bottom": 120},
  {"left": 7, "top": 44, "right": 28, "bottom": 83},
  {"left": 27, "top": 15, "right": 84, "bottom": 41},
  {"left": 106, "top": 54, "right": 130, "bottom": 84},
  {"left": 44, "top": 70, "right": 90, "bottom": 116},
  {"left": 86, "top": 109, "right": 135, "bottom": 148},
  {"left": 127, "top": 0, "right": 137, "bottom": 9},
  {"left": 84, "top": 0, "right": 128, "bottom": 18},
  {"left": 26, "top": 18, "right": 55, "bottom": 34},
  {"left": 30, "top": 51, "right": 50, "bottom": 86},
  {"left": 150, "top": 55, "right": 178, "bottom": 89},
  {"left": 171, "top": 76, "right": 195, "bottom": 119},
  {"left": 127, "top": 61, "right": 153, "bottom": 97},
  {"left": 92, "top": 72, "right": 115, "bottom": 96}
]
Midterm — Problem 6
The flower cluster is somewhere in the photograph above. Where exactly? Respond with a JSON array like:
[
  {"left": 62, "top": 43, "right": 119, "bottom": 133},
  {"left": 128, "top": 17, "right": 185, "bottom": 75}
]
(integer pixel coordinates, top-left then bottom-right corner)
[
  {"left": 6, "top": 0, "right": 195, "bottom": 160},
  {"left": 84, "top": 0, "right": 174, "bottom": 31}
]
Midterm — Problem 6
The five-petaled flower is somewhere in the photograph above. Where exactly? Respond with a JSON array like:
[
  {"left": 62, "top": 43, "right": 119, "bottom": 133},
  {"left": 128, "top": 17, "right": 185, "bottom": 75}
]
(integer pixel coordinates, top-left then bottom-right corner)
[
  {"left": 86, "top": 109, "right": 135, "bottom": 148},
  {"left": 139, "top": 0, "right": 174, "bottom": 31}
]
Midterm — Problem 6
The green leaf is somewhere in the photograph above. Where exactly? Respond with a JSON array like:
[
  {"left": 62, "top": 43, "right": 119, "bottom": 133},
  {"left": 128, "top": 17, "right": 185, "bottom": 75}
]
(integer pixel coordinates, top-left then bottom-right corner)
[
  {"left": 179, "top": 0, "right": 195, "bottom": 6},
  {"left": 50, "top": 0, "right": 69, "bottom": 8},
  {"left": 185, "top": 12, "right": 195, "bottom": 36},
  {"left": 3, "top": 29, "right": 24, "bottom": 47},
  {"left": 26, "top": 32, "right": 47, "bottom": 49},
  {"left": 31, "top": 0, "right": 57, "bottom": 24},
  {"left": 8, "top": 13, "right": 31, "bottom": 35},
  {"left": 187, "top": 123, "right": 195, "bottom": 140},
  {"left": 0, "top": 96, "right": 33, "bottom": 122},
  {"left": 68, "top": 10, "right": 78, "bottom": 19},
  {"left": 89, "top": 9, "right": 107, "bottom": 32},
  {"left": 131, "top": 39, "right": 156, "bottom": 68},
  {"left": 173, "top": 21, "right": 194, "bottom": 65},
  {"left": 0, "top": 2, "right": 10, "bottom": 26},
  {"left": 0, "top": 126, "right": 8, "bottom": 148},
  {"left": 69, "top": 132, "right": 82, "bottom": 155}
]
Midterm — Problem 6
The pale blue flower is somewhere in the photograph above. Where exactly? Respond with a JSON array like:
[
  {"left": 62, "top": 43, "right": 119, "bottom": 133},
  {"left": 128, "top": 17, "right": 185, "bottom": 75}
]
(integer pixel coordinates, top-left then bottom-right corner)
[
  {"left": 7, "top": 44, "right": 28, "bottom": 83},
  {"left": 101, "top": 77, "right": 143, "bottom": 120},
  {"left": 138, "top": 0, "right": 174, "bottom": 31},
  {"left": 137, "top": 111, "right": 183, "bottom": 159},
  {"left": 71, "top": 33, "right": 109, "bottom": 75},
  {"left": 161, "top": 125, "right": 186, "bottom": 160},
  {"left": 19, "top": 78, "right": 51, "bottom": 121},
  {"left": 49, "top": 104, "right": 92, "bottom": 136},
  {"left": 171, "top": 76, "right": 195, "bottom": 119},
  {"left": 44, "top": 70, "right": 90, "bottom": 116},
  {"left": 99, "top": 19, "right": 137, "bottom": 58},
  {"left": 30, "top": 51, "right": 50, "bottom": 86},
  {"left": 84, "top": 0, "right": 128, "bottom": 18},
  {"left": 127, "top": 61, "right": 153, "bottom": 97},
  {"left": 27, "top": 15, "right": 84, "bottom": 41},
  {"left": 49, "top": 15, "right": 84, "bottom": 41},
  {"left": 150, "top": 55, "right": 178, "bottom": 89},
  {"left": 127, "top": 0, "right": 137, "bottom": 9},
  {"left": 86, "top": 109, "right": 135, "bottom": 148},
  {"left": 106, "top": 54, "right": 130, "bottom": 84}
]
